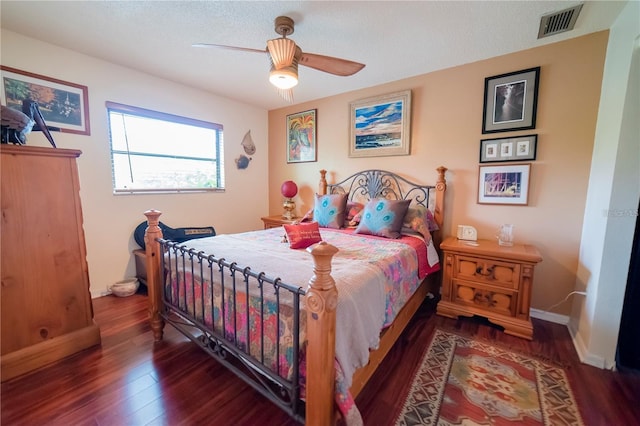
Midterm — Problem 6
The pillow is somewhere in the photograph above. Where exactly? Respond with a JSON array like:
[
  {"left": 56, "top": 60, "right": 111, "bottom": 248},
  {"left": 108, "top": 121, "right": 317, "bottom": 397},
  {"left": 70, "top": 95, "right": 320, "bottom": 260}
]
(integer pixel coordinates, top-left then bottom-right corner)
[
  {"left": 345, "top": 201, "right": 365, "bottom": 227},
  {"left": 283, "top": 221, "right": 322, "bottom": 249},
  {"left": 313, "top": 193, "right": 348, "bottom": 229},
  {"left": 348, "top": 211, "right": 363, "bottom": 227},
  {"left": 402, "top": 206, "right": 438, "bottom": 243},
  {"left": 354, "top": 199, "right": 411, "bottom": 239}
]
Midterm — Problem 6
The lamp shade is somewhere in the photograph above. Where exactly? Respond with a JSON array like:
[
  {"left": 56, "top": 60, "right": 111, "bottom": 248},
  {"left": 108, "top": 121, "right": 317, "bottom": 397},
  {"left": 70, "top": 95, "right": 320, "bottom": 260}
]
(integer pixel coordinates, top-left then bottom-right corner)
[{"left": 281, "top": 180, "right": 298, "bottom": 198}]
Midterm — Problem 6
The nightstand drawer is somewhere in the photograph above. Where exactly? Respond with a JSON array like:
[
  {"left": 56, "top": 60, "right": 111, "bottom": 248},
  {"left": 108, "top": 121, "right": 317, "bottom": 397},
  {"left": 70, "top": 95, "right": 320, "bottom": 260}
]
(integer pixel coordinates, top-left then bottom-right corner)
[
  {"left": 454, "top": 255, "right": 521, "bottom": 289},
  {"left": 452, "top": 278, "right": 517, "bottom": 317}
]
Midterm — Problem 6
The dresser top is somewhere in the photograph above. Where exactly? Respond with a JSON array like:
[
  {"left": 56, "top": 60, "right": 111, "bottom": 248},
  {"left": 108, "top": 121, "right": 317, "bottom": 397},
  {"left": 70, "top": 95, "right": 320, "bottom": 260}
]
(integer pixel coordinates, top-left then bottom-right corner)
[
  {"left": 440, "top": 236, "right": 542, "bottom": 263},
  {"left": 1, "top": 144, "right": 81, "bottom": 158}
]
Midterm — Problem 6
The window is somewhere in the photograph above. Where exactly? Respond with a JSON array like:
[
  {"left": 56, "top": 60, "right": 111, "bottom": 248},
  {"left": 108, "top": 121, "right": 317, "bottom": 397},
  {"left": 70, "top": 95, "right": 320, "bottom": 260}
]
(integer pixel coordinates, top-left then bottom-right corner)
[{"left": 106, "top": 102, "right": 224, "bottom": 194}]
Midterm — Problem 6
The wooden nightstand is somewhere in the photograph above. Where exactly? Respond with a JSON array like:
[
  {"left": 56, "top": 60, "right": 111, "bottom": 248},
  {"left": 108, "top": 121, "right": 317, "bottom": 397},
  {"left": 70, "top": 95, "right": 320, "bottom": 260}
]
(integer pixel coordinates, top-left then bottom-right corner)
[
  {"left": 437, "top": 236, "right": 542, "bottom": 339},
  {"left": 260, "top": 215, "right": 298, "bottom": 229}
]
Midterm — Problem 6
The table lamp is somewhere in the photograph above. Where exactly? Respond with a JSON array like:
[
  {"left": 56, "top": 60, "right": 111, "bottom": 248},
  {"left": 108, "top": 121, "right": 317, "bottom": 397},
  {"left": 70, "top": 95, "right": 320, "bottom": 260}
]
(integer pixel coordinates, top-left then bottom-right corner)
[{"left": 281, "top": 180, "right": 298, "bottom": 220}]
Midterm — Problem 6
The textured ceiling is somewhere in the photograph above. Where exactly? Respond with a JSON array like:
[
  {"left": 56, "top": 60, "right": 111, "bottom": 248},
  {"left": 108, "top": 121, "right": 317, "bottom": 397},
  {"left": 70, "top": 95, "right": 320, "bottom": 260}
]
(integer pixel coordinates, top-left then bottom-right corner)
[{"left": 0, "top": 1, "right": 627, "bottom": 110}]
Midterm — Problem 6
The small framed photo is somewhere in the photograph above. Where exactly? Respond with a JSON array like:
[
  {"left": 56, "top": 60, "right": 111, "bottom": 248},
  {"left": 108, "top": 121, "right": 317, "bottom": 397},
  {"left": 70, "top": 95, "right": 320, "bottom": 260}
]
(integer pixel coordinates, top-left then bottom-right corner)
[
  {"left": 482, "top": 67, "right": 540, "bottom": 134},
  {"left": 1, "top": 65, "right": 91, "bottom": 135},
  {"left": 480, "top": 134, "right": 537, "bottom": 163},
  {"left": 478, "top": 163, "right": 531, "bottom": 205},
  {"left": 349, "top": 90, "right": 411, "bottom": 158},
  {"left": 286, "top": 109, "right": 317, "bottom": 163}
]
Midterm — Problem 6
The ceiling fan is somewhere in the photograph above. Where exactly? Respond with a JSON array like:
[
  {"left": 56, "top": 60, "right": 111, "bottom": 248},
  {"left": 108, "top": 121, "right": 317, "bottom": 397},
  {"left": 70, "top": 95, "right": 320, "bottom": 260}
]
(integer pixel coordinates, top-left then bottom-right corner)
[{"left": 193, "top": 16, "right": 366, "bottom": 102}]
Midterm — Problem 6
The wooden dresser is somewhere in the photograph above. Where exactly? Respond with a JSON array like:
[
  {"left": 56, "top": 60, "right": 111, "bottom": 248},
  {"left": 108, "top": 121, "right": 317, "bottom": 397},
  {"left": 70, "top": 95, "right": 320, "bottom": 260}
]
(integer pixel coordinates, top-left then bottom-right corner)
[
  {"left": 1, "top": 145, "right": 101, "bottom": 381},
  {"left": 437, "top": 236, "right": 542, "bottom": 339}
]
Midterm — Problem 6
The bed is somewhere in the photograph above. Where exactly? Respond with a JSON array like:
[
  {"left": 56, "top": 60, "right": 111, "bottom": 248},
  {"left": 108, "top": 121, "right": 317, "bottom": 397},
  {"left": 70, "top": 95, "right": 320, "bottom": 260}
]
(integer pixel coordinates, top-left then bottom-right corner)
[{"left": 143, "top": 167, "right": 447, "bottom": 425}]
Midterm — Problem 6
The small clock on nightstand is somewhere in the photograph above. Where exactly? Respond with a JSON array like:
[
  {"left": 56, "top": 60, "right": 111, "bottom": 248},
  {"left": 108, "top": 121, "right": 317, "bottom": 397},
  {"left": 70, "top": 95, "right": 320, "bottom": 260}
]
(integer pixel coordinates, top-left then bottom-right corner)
[{"left": 457, "top": 225, "right": 478, "bottom": 241}]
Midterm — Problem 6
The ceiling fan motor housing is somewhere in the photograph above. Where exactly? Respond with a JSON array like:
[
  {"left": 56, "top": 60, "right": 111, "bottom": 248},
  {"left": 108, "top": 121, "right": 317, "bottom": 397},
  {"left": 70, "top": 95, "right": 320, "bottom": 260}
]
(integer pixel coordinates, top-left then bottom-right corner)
[{"left": 274, "top": 16, "right": 295, "bottom": 37}]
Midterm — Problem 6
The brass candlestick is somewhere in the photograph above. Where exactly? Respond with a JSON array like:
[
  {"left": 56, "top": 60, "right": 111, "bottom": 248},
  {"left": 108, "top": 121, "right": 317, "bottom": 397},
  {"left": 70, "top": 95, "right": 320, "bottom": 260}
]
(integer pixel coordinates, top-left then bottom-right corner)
[{"left": 282, "top": 198, "right": 296, "bottom": 220}]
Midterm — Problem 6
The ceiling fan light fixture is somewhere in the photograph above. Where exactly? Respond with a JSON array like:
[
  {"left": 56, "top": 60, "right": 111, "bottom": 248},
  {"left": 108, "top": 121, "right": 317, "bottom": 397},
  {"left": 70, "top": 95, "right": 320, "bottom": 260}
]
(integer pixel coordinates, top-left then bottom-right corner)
[{"left": 269, "top": 65, "right": 298, "bottom": 89}]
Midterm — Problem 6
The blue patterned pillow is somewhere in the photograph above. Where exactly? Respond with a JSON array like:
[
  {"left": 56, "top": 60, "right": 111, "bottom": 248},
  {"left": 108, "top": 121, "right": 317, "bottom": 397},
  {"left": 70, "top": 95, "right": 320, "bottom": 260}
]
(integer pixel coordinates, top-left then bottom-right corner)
[
  {"left": 313, "top": 193, "right": 348, "bottom": 229},
  {"left": 354, "top": 199, "right": 411, "bottom": 239}
]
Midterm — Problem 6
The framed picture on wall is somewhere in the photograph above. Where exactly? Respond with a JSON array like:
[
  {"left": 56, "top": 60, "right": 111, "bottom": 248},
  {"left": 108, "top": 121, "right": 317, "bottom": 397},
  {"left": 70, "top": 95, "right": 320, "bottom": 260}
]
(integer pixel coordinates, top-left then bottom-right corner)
[
  {"left": 0, "top": 65, "right": 91, "bottom": 135},
  {"left": 349, "top": 90, "right": 411, "bottom": 158},
  {"left": 478, "top": 163, "right": 531, "bottom": 205},
  {"left": 480, "top": 134, "right": 537, "bottom": 163},
  {"left": 482, "top": 67, "right": 540, "bottom": 134},
  {"left": 286, "top": 109, "right": 317, "bottom": 163}
]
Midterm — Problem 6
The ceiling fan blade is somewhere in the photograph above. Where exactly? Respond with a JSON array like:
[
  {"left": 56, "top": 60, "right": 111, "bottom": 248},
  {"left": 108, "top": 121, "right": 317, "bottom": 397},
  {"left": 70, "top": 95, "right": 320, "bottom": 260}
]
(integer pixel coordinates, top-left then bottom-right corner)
[
  {"left": 299, "top": 52, "right": 365, "bottom": 76},
  {"left": 192, "top": 43, "right": 266, "bottom": 54}
]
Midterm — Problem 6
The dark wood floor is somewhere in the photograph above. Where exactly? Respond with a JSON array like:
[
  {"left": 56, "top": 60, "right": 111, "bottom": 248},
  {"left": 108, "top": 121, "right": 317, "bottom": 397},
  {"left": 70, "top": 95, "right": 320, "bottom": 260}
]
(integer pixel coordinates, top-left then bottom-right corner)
[{"left": 2, "top": 291, "right": 640, "bottom": 425}]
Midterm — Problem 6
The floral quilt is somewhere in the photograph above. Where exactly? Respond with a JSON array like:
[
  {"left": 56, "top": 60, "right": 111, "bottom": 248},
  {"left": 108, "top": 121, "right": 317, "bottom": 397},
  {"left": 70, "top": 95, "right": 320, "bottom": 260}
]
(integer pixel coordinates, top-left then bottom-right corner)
[{"left": 163, "top": 227, "right": 439, "bottom": 423}]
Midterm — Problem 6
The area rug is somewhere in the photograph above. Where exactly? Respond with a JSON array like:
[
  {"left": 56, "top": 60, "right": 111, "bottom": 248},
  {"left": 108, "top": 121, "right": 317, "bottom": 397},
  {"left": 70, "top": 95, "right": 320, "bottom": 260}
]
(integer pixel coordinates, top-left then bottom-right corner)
[{"left": 396, "top": 329, "right": 584, "bottom": 425}]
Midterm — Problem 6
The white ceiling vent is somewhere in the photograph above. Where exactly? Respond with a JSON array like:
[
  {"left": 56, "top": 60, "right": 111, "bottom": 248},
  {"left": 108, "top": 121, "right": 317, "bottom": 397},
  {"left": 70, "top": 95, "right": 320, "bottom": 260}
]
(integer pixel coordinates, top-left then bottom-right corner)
[{"left": 538, "top": 3, "right": 583, "bottom": 39}]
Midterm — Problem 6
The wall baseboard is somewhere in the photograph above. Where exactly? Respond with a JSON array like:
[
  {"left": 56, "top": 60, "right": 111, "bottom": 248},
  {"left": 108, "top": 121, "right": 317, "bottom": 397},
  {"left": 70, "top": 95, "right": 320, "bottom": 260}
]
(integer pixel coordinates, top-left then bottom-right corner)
[
  {"left": 567, "top": 319, "right": 609, "bottom": 369},
  {"left": 530, "top": 308, "right": 569, "bottom": 324}
]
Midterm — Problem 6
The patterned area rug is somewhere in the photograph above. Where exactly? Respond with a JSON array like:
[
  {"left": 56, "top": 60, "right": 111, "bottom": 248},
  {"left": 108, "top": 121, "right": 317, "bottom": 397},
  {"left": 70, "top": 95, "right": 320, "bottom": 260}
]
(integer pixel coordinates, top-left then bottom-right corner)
[{"left": 396, "top": 329, "right": 584, "bottom": 425}]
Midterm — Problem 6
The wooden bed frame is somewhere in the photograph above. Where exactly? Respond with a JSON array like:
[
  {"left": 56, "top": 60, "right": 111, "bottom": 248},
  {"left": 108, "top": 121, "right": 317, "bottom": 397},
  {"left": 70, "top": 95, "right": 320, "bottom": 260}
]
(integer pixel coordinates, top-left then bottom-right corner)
[{"left": 143, "top": 167, "right": 447, "bottom": 425}]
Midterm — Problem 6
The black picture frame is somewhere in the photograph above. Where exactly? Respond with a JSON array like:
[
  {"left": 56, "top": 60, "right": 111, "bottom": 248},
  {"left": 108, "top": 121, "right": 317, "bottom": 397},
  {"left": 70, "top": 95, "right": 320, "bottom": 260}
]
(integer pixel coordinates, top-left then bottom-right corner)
[
  {"left": 482, "top": 67, "right": 540, "bottom": 134},
  {"left": 479, "top": 134, "right": 537, "bottom": 163}
]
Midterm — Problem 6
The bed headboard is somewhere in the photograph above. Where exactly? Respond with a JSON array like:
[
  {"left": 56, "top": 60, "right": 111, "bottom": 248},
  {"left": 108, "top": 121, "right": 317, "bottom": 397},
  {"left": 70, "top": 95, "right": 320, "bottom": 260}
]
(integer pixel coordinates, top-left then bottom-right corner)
[{"left": 318, "top": 167, "right": 447, "bottom": 231}]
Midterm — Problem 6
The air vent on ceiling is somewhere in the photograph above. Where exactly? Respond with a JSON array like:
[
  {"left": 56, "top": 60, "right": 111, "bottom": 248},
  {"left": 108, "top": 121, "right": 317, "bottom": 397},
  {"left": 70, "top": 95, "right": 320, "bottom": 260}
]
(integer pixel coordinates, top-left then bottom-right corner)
[{"left": 538, "top": 3, "right": 583, "bottom": 39}]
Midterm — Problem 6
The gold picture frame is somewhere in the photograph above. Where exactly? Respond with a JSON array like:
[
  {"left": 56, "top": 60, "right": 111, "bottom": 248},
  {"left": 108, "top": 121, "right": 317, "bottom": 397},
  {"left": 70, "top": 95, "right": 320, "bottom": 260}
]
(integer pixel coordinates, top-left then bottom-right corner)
[
  {"left": 349, "top": 90, "right": 411, "bottom": 158},
  {"left": 286, "top": 109, "right": 317, "bottom": 163}
]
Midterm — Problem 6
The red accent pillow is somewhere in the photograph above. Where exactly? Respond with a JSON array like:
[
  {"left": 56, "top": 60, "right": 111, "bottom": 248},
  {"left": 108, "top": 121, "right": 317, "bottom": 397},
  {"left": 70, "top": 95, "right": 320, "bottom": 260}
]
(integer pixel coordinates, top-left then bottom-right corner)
[{"left": 283, "top": 222, "right": 322, "bottom": 249}]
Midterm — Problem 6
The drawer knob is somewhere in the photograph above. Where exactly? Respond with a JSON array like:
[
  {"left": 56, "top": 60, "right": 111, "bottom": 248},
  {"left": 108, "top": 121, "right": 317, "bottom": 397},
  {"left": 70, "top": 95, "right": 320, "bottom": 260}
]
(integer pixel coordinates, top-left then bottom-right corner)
[{"left": 476, "top": 264, "right": 494, "bottom": 276}]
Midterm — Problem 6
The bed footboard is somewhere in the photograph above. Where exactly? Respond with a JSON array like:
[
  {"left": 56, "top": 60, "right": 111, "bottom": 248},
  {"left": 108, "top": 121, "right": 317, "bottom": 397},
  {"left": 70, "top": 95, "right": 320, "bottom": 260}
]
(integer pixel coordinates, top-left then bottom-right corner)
[{"left": 143, "top": 209, "right": 339, "bottom": 425}]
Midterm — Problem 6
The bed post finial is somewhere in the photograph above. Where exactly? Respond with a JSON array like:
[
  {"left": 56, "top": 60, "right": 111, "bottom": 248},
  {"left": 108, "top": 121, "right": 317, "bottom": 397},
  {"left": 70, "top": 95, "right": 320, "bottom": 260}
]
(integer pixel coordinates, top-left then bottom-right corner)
[
  {"left": 436, "top": 166, "right": 447, "bottom": 188},
  {"left": 434, "top": 166, "right": 447, "bottom": 242},
  {"left": 319, "top": 169, "right": 327, "bottom": 195},
  {"left": 144, "top": 209, "right": 165, "bottom": 342},
  {"left": 306, "top": 241, "right": 339, "bottom": 425}
]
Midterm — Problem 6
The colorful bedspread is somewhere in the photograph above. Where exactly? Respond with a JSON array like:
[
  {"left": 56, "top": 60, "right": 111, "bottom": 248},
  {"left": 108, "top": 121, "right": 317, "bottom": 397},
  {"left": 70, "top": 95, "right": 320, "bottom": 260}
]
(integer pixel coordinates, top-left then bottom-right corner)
[{"left": 163, "top": 227, "right": 439, "bottom": 423}]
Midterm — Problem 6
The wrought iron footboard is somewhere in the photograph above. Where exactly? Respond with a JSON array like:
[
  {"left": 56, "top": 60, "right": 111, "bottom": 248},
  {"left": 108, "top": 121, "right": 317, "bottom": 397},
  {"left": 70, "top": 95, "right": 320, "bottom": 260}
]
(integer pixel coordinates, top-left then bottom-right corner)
[{"left": 159, "top": 239, "right": 306, "bottom": 422}]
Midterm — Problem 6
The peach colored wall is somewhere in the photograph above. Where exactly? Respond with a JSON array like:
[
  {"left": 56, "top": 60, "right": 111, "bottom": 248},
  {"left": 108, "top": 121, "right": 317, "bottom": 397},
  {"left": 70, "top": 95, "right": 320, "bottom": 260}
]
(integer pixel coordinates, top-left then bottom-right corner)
[
  {"left": 1, "top": 30, "right": 270, "bottom": 298},
  {"left": 268, "top": 31, "right": 609, "bottom": 315}
]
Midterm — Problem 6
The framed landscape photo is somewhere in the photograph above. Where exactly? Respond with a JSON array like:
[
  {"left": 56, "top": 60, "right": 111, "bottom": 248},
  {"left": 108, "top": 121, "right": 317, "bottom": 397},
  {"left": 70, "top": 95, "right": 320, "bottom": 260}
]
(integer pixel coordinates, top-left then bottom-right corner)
[
  {"left": 0, "top": 65, "right": 91, "bottom": 135},
  {"left": 286, "top": 109, "right": 317, "bottom": 163},
  {"left": 482, "top": 67, "right": 540, "bottom": 134},
  {"left": 480, "top": 134, "right": 537, "bottom": 163},
  {"left": 478, "top": 163, "right": 531, "bottom": 205},
  {"left": 349, "top": 90, "right": 411, "bottom": 158}
]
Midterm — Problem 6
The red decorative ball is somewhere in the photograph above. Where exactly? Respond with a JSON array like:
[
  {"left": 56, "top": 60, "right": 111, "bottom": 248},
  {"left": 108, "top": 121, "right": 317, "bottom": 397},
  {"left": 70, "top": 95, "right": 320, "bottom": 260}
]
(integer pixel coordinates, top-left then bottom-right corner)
[{"left": 281, "top": 180, "right": 298, "bottom": 198}]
